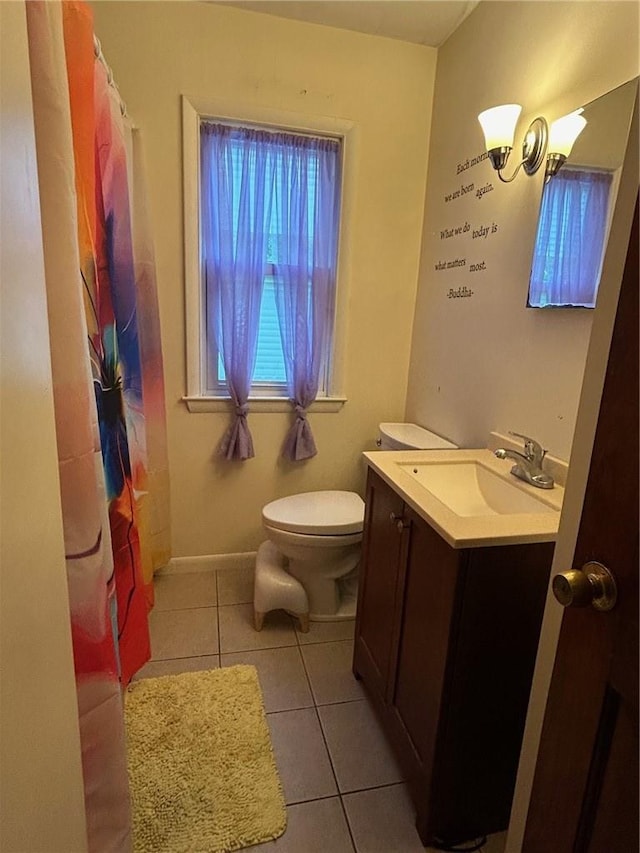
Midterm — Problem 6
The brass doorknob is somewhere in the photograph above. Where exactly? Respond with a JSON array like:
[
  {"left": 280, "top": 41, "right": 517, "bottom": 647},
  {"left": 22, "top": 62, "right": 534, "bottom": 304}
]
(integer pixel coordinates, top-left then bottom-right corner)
[{"left": 552, "top": 561, "right": 617, "bottom": 611}]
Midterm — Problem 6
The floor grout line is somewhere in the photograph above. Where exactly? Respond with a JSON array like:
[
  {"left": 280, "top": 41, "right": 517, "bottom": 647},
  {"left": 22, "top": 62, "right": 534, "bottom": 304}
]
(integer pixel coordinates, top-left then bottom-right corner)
[
  {"left": 147, "top": 652, "right": 219, "bottom": 662},
  {"left": 262, "top": 696, "right": 366, "bottom": 718},
  {"left": 341, "top": 780, "right": 407, "bottom": 797},
  {"left": 214, "top": 571, "right": 222, "bottom": 656},
  {"left": 337, "top": 793, "right": 358, "bottom": 853},
  {"left": 295, "top": 630, "right": 354, "bottom": 837},
  {"left": 285, "top": 791, "right": 349, "bottom": 807},
  {"left": 219, "top": 643, "right": 299, "bottom": 655},
  {"left": 296, "top": 636, "right": 356, "bottom": 647},
  {"left": 311, "top": 702, "right": 360, "bottom": 847}
]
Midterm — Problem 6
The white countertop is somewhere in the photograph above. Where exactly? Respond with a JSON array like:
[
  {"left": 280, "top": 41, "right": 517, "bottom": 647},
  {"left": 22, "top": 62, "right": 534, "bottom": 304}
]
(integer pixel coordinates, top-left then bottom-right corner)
[{"left": 363, "top": 448, "right": 564, "bottom": 549}]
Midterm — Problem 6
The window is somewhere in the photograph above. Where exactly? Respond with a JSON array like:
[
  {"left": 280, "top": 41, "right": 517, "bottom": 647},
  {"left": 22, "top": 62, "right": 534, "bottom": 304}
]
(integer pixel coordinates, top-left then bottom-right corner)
[
  {"left": 199, "top": 119, "right": 342, "bottom": 401},
  {"left": 183, "top": 98, "right": 352, "bottom": 422},
  {"left": 183, "top": 112, "right": 349, "bottom": 459},
  {"left": 214, "top": 277, "right": 287, "bottom": 387},
  {"left": 528, "top": 168, "right": 614, "bottom": 308}
]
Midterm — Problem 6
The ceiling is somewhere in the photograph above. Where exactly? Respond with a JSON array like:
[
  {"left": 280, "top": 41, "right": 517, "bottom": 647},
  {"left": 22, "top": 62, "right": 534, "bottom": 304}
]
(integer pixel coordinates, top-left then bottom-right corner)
[{"left": 212, "top": 1, "right": 480, "bottom": 47}]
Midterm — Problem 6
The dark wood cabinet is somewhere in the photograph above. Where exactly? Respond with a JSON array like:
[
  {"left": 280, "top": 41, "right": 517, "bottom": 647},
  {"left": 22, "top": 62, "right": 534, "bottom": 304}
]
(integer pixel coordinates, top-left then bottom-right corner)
[{"left": 354, "top": 468, "right": 555, "bottom": 847}]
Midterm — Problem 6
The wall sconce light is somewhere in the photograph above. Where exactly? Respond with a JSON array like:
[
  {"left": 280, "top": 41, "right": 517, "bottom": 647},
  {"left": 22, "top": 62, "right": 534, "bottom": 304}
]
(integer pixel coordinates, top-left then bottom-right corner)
[
  {"left": 545, "top": 109, "right": 587, "bottom": 181},
  {"left": 478, "top": 104, "right": 548, "bottom": 183},
  {"left": 478, "top": 104, "right": 587, "bottom": 183}
]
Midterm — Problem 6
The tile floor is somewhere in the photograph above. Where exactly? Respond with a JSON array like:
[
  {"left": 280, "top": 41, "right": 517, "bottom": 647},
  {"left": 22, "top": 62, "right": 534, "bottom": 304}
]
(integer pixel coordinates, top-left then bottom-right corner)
[{"left": 136, "top": 568, "right": 507, "bottom": 853}]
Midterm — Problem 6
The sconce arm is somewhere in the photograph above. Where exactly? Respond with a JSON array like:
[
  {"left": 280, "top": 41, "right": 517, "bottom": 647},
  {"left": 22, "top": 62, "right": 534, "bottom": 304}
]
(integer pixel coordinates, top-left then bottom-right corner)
[{"left": 497, "top": 158, "right": 527, "bottom": 183}]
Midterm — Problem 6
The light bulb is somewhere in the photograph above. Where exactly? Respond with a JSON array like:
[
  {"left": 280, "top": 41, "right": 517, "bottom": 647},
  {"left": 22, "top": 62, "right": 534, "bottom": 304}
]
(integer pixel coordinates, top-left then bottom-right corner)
[
  {"left": 477, "top": 104, "right": 522, "bottom": 151},
  {"left": 548, "top": 110, "right": 587, "bottom": 157}
]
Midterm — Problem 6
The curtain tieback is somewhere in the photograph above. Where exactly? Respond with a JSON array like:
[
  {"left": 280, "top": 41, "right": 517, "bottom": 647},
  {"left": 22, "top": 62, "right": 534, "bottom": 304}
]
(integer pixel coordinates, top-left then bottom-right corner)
[
  {"left": 235, "top": 404, "right": 250, "bottom": 418},
  {"left": 294, "top": 404, "right": 307, "bottom": 421}
]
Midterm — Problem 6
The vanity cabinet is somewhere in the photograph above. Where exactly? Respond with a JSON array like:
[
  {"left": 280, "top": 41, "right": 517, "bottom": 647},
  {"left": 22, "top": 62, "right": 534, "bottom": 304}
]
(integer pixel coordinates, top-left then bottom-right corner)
[{"left": 353, "top": 468, "right": 554, "bottom": 847}]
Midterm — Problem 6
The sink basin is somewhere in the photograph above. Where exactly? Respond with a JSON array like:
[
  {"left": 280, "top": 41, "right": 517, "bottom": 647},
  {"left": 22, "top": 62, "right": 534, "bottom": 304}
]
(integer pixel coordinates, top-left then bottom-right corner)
[{"left": 397, "top": 460, "right": 558, "bottom": 517}]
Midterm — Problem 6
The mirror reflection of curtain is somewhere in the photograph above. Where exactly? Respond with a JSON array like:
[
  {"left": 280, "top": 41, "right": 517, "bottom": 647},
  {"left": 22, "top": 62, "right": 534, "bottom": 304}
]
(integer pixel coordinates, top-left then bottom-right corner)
[{"left": 529, "top": 168, "right": 613, "bottom": 308}]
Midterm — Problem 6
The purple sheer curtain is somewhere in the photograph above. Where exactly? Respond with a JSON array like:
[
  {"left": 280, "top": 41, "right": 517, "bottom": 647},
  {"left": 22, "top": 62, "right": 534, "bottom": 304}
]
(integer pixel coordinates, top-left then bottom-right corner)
[
  {"left": 530, "top": 168, "right": 613, "bottom": 308},
  {"left": 200, "top": 123, "right": 340, "bottom": 460},
  {"left": 272, "top": 135, "right": 341, "bottom": 460},
  {"left": 200, "top": 123, "right": 273, "bottom": 460}
]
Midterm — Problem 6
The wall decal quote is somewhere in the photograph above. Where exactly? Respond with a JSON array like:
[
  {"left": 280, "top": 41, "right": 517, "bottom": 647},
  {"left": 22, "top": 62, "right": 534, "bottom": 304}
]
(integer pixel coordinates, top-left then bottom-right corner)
[{"left": 434, "top": 149, "right": 500, "bottom": 299}]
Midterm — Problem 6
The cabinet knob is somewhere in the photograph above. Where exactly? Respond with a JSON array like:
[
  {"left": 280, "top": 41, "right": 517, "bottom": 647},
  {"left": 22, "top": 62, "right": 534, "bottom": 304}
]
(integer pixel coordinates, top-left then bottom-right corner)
[
  {"left": 390, "top": 512, "right": 409, "bottom": 532},
  {"left": 552, "top": 561, "right": 617, "bottom": 611}
]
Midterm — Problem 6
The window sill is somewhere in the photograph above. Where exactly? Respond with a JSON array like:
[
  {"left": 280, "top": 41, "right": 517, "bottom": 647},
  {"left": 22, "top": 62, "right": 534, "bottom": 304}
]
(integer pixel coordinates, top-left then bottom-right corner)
[{"left": 182, "top": 395, "right": 347, "bottom": 414}]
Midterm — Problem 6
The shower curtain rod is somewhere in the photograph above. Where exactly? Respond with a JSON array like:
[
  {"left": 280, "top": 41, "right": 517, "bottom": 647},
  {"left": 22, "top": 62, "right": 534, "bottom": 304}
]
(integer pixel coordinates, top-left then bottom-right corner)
[{"left": 93, "top": 35, "right": 127, "bottom": 118}]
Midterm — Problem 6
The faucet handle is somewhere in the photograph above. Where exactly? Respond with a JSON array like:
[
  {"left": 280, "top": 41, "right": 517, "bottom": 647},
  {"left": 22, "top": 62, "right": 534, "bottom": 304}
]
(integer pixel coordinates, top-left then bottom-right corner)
[{"left": 508, "top": 431, "right": 546, "bottom": 463}]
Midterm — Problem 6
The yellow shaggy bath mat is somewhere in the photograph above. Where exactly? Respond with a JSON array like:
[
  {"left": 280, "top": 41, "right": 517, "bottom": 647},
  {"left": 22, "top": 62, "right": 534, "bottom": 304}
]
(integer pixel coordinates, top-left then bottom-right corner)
[{"left": 125, "top": 665, "right": 286, "bottom": 853}]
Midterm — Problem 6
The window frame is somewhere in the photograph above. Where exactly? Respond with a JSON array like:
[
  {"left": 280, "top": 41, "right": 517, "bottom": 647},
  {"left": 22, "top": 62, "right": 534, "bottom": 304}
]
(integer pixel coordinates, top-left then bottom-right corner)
[{"left": 182, "top": 95, "right": 353, "bottom": 413}]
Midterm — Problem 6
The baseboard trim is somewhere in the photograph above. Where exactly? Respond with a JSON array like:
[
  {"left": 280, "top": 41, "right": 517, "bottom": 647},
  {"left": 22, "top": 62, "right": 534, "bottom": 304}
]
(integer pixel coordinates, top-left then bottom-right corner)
[{"left": 158, "top": 552, "right": 257, "bottom": 575}]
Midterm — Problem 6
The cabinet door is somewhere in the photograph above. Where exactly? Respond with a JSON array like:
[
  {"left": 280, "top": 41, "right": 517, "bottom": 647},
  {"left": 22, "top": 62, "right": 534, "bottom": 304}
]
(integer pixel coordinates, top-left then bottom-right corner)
[
  {"left": 354, "top": 469, "right": 407, "bottom": 702},
  {"left": 432, "top": 542, "right": 554, "bottom": 842},
  {"left": 390, "top": 508, "right": 462, "bottom": 801}
]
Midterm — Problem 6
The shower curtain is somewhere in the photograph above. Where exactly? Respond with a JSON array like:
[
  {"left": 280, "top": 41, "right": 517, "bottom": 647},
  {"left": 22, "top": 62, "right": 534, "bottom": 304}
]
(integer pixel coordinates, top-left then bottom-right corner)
[
  {"left": 26, "top": 1, "right": 170, "bottom": 848},
  {"left": 64, "top": 1, "right": 150, "bottom": 682}
]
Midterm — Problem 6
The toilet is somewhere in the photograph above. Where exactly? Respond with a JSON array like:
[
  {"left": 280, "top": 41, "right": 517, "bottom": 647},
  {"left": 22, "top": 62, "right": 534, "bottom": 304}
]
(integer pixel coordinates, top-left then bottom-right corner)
[
  {"left": 262, "top": 490, "right": 364, "bottom": 621},
  {"left": 256, "top": 423, "right": 458, "bottom": 625}
]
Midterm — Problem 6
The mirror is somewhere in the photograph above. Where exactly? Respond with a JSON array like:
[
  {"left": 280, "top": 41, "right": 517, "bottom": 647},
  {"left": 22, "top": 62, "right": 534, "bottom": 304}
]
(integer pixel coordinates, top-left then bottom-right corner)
[{"left": 527, "top": 78, "right": 637, "bottom": 309}]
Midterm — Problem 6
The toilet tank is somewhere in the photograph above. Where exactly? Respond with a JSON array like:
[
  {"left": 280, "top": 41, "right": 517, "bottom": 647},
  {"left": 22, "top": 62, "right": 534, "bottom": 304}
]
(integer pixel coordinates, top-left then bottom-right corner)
[{"left": 378, "top": 423, "right": 458, "bottom": 451}]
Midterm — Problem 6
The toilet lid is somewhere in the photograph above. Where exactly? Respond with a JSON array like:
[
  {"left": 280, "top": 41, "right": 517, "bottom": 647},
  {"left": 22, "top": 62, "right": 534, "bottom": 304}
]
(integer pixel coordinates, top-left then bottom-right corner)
[{"left": 262, "top": 491, "right": 365, "bottom": 535}]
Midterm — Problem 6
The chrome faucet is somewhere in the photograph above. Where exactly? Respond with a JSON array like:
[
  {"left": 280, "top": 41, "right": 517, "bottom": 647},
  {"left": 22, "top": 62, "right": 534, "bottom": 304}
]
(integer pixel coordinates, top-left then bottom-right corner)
[{"left": 494, "top": 431, "right": 554, "bottom": 489}]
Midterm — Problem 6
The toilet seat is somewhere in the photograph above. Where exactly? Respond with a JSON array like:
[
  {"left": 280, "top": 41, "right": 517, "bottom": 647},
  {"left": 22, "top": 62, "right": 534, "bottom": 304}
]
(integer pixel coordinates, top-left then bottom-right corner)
[{"left": 262, "top": 491, "right": 364, "bottom": 536}]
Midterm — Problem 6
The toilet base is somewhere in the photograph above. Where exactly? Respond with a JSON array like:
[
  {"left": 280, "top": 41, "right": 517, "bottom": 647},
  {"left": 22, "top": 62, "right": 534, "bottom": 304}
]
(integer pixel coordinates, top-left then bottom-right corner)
[
  {"left": 285, "top": 552, "right": 360, "bottom": 621},
  {"left": 309, "top": 569, "right": 358, "bottom": 621},
  {"left": 309, "top": 590, "right": 357, "bottom": 622}
]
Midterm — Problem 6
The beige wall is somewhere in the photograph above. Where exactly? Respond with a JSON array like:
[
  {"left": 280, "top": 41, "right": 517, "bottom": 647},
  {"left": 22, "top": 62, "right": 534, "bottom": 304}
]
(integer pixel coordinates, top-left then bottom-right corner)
[
  {"left": 91, "top": 1, "right": 437, "bottom": 558},
  {"left": 406, "top": 1, "right": 639, "bottom": 462},
  {"left": 0, "top": 3, "right": 88, "bottom": 850}
]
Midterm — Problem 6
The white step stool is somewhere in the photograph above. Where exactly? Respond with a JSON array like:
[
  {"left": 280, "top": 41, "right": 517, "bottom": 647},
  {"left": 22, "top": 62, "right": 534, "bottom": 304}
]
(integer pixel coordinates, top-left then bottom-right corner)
[{"left": 254, "top": 540, "right": 310, "bottom": 633}]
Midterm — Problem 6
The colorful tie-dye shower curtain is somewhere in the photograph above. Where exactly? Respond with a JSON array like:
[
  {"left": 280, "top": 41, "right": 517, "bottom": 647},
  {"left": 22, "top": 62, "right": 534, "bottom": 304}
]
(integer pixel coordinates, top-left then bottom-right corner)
[
  {"left": 63, "top": 1, "right": 152, "bottom": 682},
  {"left": 26, "top": 0, "right": 170, "bottom": 848}
]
